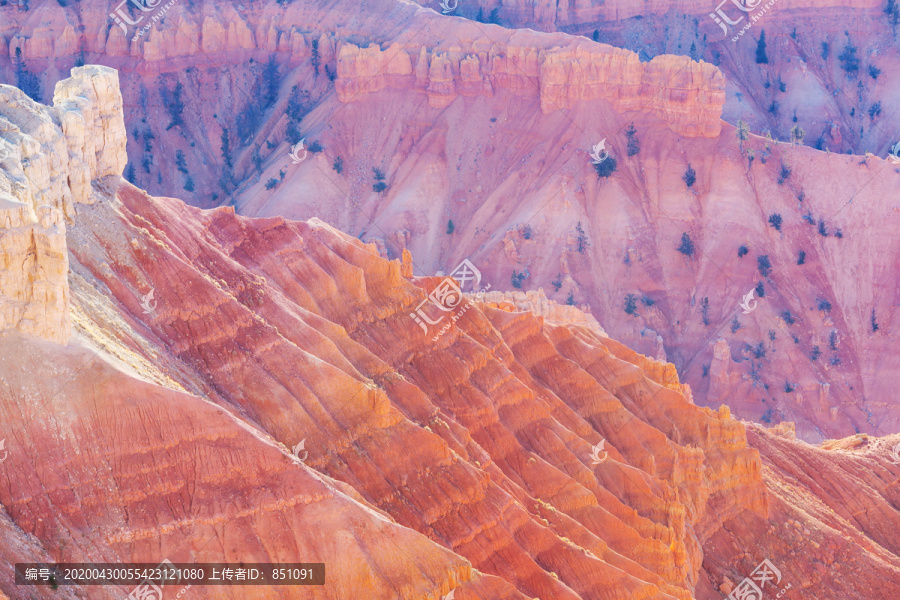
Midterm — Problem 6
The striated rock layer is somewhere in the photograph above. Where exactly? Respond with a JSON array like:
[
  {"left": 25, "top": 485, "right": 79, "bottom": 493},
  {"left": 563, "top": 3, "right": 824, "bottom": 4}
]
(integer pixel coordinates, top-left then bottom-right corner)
[
  {"left": 336, "top": 40, "right": 725, "bottom": 137},
  {"left": 0, "top": 67, "right": 898, "bottom": 599}
]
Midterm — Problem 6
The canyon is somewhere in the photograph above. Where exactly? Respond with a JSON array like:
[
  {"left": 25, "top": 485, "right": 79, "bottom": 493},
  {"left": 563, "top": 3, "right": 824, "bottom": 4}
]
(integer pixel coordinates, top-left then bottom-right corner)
[
  {"left": 1, "top": 0, "right": 896, "bottom": 442},
  {"left": 2, "top": 0, "right": 899, "bottom": 440},
  {"left": 0, "top": 61, "right": 898, "bottom": 600}
]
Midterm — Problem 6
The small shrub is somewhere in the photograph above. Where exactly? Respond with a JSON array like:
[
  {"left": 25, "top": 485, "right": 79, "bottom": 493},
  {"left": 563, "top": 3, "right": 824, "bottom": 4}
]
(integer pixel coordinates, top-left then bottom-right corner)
[
  {"left": 522, "top": 224, "right": 533, "bottom": 239},
  {"left": 641, "top": 295, "right": 655, "bottom": 307},
  {"left": 797, "top": 250, "right": 806, "bottom": 265},
  {"left": 594, "top": 156, "right": 618, "bottom": 178},
  {"left": 809, "top": 345, "right": 822, "bottom": 361},
  {"left": 755, "top": 281, "right": 765, "bottom": 298},
  {"left": 552, "top": 275, "right": 563, "bottom": 292},
  {"left": 702, "top": 364, "right": 710, "bottom": 377},
  {"left": 768, "top": 213, "right": 782, "bottom": 231},
  {"left": 838, "top": 39, "right": 860, "bottom": 74},
  {"left": 265, "top": 178, "right": 279, "bottom": 190},
  {"left": 871, "top": 309, "right": 879, "bottom": 333},
  {"left": 625, "top": 124, "right": 640, "bottom": 157},
  {"left": 333, "top": 156, "right": 343, "bottom": 174},
  {"left": 700, "top": 297, "right": 710, "bottom": 326},
  {"left": 817, "top": 298, "right": 832, "bottom": 312},
  {"left": 511, "top": 270, "right": 528, "bottom": 289},
  {"left": 752, "top": 342, "right": 766, "bottom": 359},
  {"left": 777, "top": 162, "right": 791, "bottom": 184},
  {"left": 183, "top": 175, "right": 194, "bottom": 192},
  {"left": 757, "top": 255, "right": 772, "bottom": 277},
  {"left": 781, "top": 310, "right": 796, "bottom": 325},
  {"left": 308, "top": 140, "right": 323, "bottom": 153},
  {"left": 683, "top": 164, "right": 697, "bottom": 188},
  {"left": 738, "top": 245, "right": 749, "bottom": 258},
  {"left": 592, "top": 29, "right": 600, "bottom": 42},
  {"left": 677, "top": 232, "right": 695, "bottom": 258},
  {"left": 869, "top": 102, "right": 882, "bottom": 120},
  {"left": 731, "top": 315, "right": 742, "bottom": 333},
  {"left": 818, "top": 219, "right": 828, "bottom": 236},
  {"left": 784, "top": 382, "right": 795, "bottom": 393},
  {"left": 566, "top": 291, "right": 576, "bottom": 305},
  {"left": 830, "top": 356, "right": 842, "bottom": 366},
  {"left": 447, "top": 220, "right": 455, "bottom": 234},
  {"left": 829, "top": 330, "right": 839, "bottom": 350},
  {"left": 834, "top": 228, "right": 843, "bottom": 239},
  {"left": 624, "top": 294, "right": 639, "bottom": 316},
  {"left": 175, "top": 150, "right": 188, "bottom": 174},
  {"left": 821, "top": 41, "right": 830, "bottom": 60},
  {"left": 869, "top": 65, "right": 881, "bottom": 79},
  {"left": 373, "top": 167, "right": 387, "bottom": 193}
]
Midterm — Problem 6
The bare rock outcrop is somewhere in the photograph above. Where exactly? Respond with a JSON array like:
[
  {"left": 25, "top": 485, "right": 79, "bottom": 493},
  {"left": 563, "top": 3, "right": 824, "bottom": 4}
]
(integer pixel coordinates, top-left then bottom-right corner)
[
  {"left": 0, "top": 65, "right": 126, "bottom": 344},
  {"left": 337, "top": 40, "right": 725, "bottom": 137}
]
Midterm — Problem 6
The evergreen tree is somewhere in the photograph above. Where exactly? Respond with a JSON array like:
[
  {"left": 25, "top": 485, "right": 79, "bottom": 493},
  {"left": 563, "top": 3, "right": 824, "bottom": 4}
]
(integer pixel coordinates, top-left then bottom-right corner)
[
  {"left": 311, "top": 39, "right": 320, "bottom": 76},
  {"left": 755, "top": 30, "right": 769, "bottom": 64}
]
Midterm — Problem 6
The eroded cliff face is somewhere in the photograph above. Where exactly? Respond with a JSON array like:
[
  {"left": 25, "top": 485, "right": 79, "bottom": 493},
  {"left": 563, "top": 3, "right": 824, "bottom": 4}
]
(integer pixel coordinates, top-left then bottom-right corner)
[
  {"left": 336, "top": 39, "right": 724, "bottom": 137},
  {"left": 0, "top": 65, "right": 126, "bottom": 343},
  {"left": 0, "top": 2, "right": 895, "bottom": 443},
  {"left": 0, "top": 65, "right": 899, "bottom": 600}
]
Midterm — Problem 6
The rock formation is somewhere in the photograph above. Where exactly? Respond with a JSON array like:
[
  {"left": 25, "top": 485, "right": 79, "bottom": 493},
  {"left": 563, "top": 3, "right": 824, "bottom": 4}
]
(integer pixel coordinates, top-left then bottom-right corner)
[
  {"left": 0, "top": 65, "right": 899, "bottom": 599},
  {"left": 336, "top": 40, "right": 725, "bottom": 137},
  {"left": 1, "top": 0, "right": 894, "bottom": 442},
  {"left": 0, "top": 65, "right": 126, "bottom": 344}
]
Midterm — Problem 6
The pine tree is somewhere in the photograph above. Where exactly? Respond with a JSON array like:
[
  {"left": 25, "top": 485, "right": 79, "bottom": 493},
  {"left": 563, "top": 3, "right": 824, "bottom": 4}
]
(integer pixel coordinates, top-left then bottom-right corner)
[
  {"left": 311, "top": 39, "right": 320, "bottom": 76},
  {"left": 755, "top": 30, "right": 769, "bottom": 64}
]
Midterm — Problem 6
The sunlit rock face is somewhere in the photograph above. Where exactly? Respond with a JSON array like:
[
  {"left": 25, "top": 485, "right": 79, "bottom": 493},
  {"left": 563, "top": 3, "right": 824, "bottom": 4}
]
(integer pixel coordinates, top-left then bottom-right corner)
[
  {"left": 0, "top": 64, "right": 898, "bottom": 600},
  {"left": 0, "top": 65, "right": 126, "bottom": 343}
]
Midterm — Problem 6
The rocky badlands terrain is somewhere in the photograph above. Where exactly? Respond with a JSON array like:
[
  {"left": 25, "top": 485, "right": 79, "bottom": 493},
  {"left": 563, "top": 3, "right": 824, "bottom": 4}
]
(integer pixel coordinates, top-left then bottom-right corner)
[
  {"left": 0, "top": 0, "right": 899, "bottom": 598},
  {"left": 2, "top": 0, "right": 898, "bottom": 441},
  {"left": 0, "top": 60, "right": 898, "bottom": 600}
]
